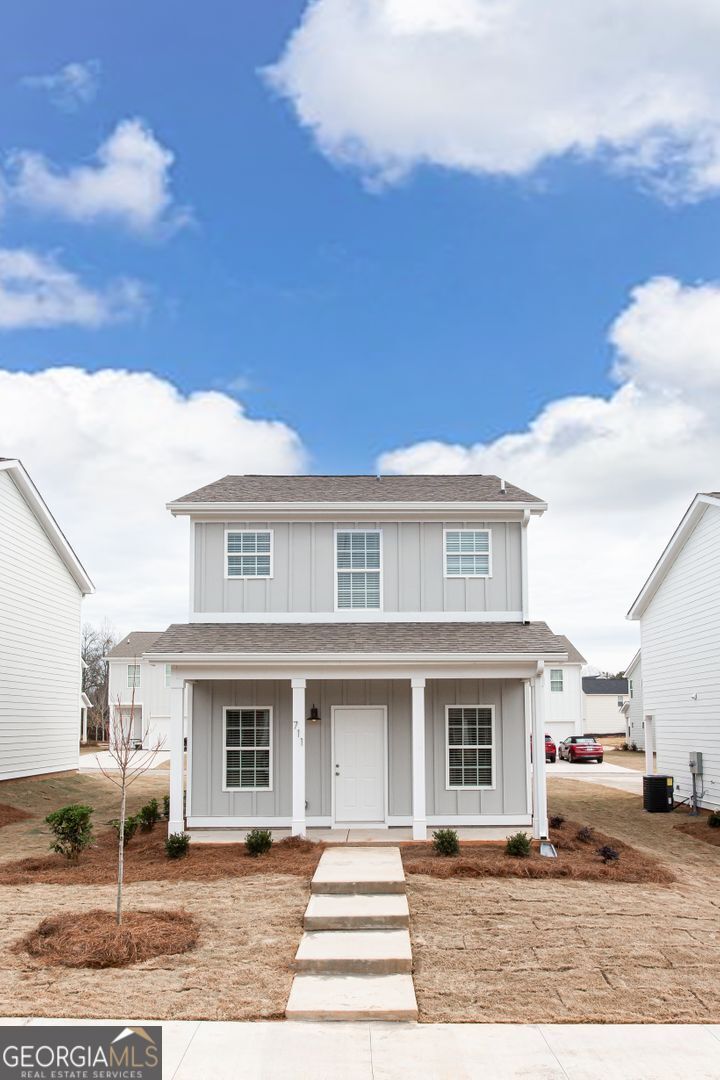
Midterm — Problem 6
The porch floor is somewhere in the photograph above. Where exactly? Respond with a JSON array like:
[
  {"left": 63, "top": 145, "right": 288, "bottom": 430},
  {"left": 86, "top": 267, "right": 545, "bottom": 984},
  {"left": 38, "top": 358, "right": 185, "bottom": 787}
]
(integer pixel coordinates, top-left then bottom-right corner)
[{"left": 186, "top": 826, "right": 520, "bottom": 844}]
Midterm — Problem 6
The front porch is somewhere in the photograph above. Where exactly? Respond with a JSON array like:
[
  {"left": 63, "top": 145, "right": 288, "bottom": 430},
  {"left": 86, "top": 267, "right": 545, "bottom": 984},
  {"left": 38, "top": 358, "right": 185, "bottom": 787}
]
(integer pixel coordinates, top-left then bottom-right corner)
[{"left": 186, "top": 824, "right": 524, "bottom": 844}]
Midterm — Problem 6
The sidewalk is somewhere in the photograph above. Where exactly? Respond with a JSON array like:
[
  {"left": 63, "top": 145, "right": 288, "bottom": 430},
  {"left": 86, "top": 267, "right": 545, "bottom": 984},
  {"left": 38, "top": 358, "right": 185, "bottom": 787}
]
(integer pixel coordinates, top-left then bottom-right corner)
[{"left": 3, "top": 1019, "right": 719, "bottom": 1079}]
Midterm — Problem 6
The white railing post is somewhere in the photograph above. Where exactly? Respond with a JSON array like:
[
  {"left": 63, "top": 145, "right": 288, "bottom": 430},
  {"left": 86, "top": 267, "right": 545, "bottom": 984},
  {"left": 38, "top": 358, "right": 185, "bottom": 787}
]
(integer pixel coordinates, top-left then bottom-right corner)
[
  {"left": 411, "top": 677, "right": 427, "bottom": 841},
  {"left": 531, "top": 669, "right": 549, "bottom": 840},
  {"left": 168, "top": 681, "right": 185, "bottom": 836},
  {"left": 291, "top": 678, "right": 307, "bottom": 837}
]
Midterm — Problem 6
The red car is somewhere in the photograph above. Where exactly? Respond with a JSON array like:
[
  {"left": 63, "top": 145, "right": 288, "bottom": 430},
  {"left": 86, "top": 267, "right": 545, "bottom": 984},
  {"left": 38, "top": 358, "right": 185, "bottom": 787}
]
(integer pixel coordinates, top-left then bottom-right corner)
[
  {"left": 531, "top": 733, "right": 557, "bottom": 763},
  {"left": 559, "top": 736, "right": 604, "bottom": 763}
]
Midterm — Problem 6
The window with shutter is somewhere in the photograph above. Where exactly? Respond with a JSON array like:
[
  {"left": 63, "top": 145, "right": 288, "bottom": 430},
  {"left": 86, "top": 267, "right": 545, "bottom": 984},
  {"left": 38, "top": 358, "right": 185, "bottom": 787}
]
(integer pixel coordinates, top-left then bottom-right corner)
[
  {"left": 336, "top": 530, "right": 382, "bottom": 609},
  {"left": 444, "top": 529, "right": 491, "bottom": 577},
  {"left": 226, "top": 530, "right": 273, "bottom": 578},
  {"left": 550, "top": 669, "right": 564, "bottom": 692},
  {"left": 224, "top": 707, "right": 272, "bottom": 790},
  {"left": 446, "top": 705, "right": 494, "bottom": 789}
]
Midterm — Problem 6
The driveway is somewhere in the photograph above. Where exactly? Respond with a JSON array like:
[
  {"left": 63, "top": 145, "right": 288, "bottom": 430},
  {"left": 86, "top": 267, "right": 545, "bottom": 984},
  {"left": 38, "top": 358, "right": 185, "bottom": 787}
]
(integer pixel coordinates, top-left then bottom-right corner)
[{"left": 546, "top": 759, "right": 643, "bottom": 794}]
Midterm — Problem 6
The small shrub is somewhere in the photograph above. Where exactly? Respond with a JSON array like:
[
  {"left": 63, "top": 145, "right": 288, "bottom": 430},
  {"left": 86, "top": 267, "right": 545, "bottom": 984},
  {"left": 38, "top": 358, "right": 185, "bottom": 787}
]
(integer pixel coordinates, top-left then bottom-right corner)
[
  {"left": 112, "top": 815, "right": 138, "bottom": 847},
  {"left": 597, "top": 844, "right": 620, "bottom": 865},
  {"left": 245, "top": 828, "right": 273, "bottom": 856},
  {"left": 45, "top": 804, "right": 94, "bottom": 860},
  {"left": 549, "top": 814, "right": 565, "bottom": 829},
  {"left": 432, "top": 828, "right": 460, "bottom": 856},
  {"left": 620, "top": 741, "right": 630, "bottom": 751},
  {"left": 630, "top": 741, "right": 638, "bottom": 752},
  {"left": 576, "top": 825, "right": 595, "bottom": 843},
  {"left": 505, "top": 831, "right": 531, "bottom": 858},
  {"left": 708, "top": 810, "right": 720, "bottom": 829},
  {"left": 162, "top": 793, "right": 170, "bottom": 819},
  {"left": 137, "top": 798, "right": 160, "bottom": 832},
  {"left": 165, "top": 833, "right": 191, "bottom": 859}
]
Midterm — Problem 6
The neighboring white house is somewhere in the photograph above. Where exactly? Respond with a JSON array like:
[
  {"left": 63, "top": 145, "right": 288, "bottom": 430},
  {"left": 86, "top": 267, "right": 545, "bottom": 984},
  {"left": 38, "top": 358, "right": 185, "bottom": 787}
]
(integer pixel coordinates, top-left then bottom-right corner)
[
  {"left": 106, "top": 631, "right": 188, "bottom": 750},
  {"left": 543, "top": 635, "right": 586, "bottom": 746},
  {"left": 628, "top": 491, "right": 720, "bottom": 810},
  {"left": 582, "top": 676, "right": 628, "bottom": 735},
  {"left": 622, "top": 649, "right": 644, "bottom": 749},
  {"left": 136, "top": 473, "right": 577, "bottom": 843},
  {"left": 0, "top": 458, "right": 94, "bottom": 780}
]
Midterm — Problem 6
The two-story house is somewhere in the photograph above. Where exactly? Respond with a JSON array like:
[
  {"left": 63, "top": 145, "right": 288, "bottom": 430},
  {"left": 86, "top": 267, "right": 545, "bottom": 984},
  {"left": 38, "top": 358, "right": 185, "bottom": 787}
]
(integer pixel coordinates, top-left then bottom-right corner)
[
  {"left": 141, "top": 474, "right": 570, "bottom": 840},
  {"left": 105, "top": 631, "right": 189, "bottom": 750},
  {"left": 542, "top": 635, "right": 586, "bottom": 748}
]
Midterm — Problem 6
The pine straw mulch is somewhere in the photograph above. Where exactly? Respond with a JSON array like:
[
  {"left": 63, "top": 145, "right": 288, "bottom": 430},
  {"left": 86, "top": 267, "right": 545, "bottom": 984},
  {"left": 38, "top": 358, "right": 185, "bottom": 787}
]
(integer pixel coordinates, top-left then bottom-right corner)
[
  {"left": 16, "top": 909, "right": 198, "bottom": 969},
  {"left": 401, "top": 818, "right": 674, "bottom": 885},
  {"left": 0, "top": 803, "right": 32, "bottom": 828},
  {"left": 674, "top": 807, "right": 720, "bottom": 848},
  {"left": 0, "top": 831, "right": 321, "bottom": 886}
]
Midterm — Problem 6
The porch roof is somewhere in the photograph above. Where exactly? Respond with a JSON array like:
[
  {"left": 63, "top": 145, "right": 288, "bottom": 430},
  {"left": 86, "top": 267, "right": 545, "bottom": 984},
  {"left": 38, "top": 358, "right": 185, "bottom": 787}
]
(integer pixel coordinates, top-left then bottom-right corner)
[{"left": 144, "top": 620, "right": 568, "bottom": 662}]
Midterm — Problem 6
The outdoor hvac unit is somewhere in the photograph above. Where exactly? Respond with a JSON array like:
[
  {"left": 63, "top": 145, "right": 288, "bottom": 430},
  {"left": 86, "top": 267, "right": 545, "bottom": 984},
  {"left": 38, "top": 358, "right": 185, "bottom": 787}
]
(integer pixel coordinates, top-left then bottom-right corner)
[{"left": 643, "top": 774, "right": 674, "bottom": 813}]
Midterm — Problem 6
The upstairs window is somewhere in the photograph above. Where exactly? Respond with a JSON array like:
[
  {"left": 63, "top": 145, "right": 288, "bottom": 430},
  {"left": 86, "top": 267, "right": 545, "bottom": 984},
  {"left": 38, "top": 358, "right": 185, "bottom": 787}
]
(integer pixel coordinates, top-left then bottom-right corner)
[
  {"left": 164, "top": 664, "right": 172, "bottom": 688},
  {"left": 336, "top": 530, "right": 381, "bottom": 609},
  {"left": 127, "top": 664, "right": 140, "bottom": 689},
  {"left": 444, "top": 529, "right": 491, "bottom": 577},
  {"left": 224, "top": 707, "right": 272, "bottom": 790},
  {"left": 550, "top": 669, "right": 564, "bottom": 692},
  {"left": 446, "top": 706, "right": 494, "bottom": 789},
  {"left": 629, "top": 679, "right": 634, "bottom": 699},
  {"left": 226, "top": 530, "right": 272, "bottom": 578}
]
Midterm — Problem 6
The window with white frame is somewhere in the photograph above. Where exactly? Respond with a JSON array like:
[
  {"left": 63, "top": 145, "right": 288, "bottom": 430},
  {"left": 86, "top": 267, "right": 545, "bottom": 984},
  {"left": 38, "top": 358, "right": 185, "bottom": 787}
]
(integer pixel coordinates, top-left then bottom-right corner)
[
  {"left": 550, "top": 669, "right": 564, "bottom": 692},
  {"left": 226, "top": 530, "right": 272, "bottom": 578},
  {"left": 164, "top": 664, "right": 172, "bottom": 688},
  {"left": 629, "top": 679, "right": 634, "bottom": 699},
  {"left": 224, "top": 707, "right": 272, "bottom": 790},
  {"left": 127, "top": 664, "right": 140, "bottom": 689},
  {"left": 336, "top": 530, "right": 381, "bottom": 609},
  {"left": 446, "top": 706, "right": 494, "bottom": 788},
  {"left": 444, "top": 529, "right": 491, "bottom": 577}
]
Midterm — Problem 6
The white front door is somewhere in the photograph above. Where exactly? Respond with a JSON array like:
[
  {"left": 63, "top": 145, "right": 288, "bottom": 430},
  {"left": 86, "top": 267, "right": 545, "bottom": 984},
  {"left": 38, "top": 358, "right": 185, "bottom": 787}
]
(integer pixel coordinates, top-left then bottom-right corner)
[{"left": 333, "top": 707, "right": 386, "bottom": 823}]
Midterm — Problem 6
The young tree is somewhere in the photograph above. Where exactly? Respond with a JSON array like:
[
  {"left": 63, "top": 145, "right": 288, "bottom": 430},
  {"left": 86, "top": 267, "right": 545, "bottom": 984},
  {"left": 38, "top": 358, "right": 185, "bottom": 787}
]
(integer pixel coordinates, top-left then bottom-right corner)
[{"left": 99, "top": 676, "right": 165, "bottom": 925}]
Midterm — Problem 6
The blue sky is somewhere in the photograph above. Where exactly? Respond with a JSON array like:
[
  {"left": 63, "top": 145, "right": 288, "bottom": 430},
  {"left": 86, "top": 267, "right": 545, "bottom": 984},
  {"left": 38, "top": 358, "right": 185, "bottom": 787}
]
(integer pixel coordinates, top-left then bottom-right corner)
[{"left": 2, "top": 1, "right": 720, "bottom": 666}]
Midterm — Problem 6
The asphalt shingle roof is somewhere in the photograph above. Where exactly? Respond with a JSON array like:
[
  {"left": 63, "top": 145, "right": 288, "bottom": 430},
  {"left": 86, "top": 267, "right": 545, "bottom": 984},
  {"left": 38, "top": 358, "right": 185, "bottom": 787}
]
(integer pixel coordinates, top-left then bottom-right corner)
[
  {"left": 169, "top": 474, "right": 545, "bottom": 505},
  {"left": 582, "top": 676, "right": 629, "bottom": 695},
  {"left": 106, "top": 631, "right": 164, "bottom": 659},
  {"left": 145, "top": 621, "right": 568, "bottom": 657},
  {"left": 557, "top": 635, "right": 587, "bottom": 665}
]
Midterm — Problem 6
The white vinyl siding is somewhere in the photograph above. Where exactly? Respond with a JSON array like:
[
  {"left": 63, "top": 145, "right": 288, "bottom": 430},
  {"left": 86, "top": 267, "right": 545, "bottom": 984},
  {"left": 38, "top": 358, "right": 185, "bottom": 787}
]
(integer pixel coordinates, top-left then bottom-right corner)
[
  {"left": 127, "top": 664, "right": 141, "bottom": 688},
  {"left": 224, "top": 706, "right": 272, "bottom": 791},
  {"left": 336, "top": 530, "right": 381, "bottom": 609},
  {"left": 444, "top": 529, "right": 491, "bottom": 577},
  {"left": 550, "top": 669, "right": 564, "bottom": 692},
  {"left": 446, "top": 705, "right": 494, "bottom": 789},
  {"left": 0, "top": 470, "right": 83, "bottom": 781},
  {"left": 226, "top": 530, "right": 272, "bottom": 579}
]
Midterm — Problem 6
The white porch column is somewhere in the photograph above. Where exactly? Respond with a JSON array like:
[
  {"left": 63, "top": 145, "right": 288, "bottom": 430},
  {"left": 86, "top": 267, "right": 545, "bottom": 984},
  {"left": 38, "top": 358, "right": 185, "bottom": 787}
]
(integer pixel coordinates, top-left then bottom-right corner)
[
  {"left": 644, "top": 715, "right": 655, "bottom": 775},
  {"left": 531, "top": 670, "right": 549, "bottom": 840},
  {"left": 411, "top": 677, "right": 427, "bottom": 841},
  {"left": 168, "top": 680, "right": 185, "bottom": 836},
  {"left": 291, "top": 678, "right": 307, "bottom": 837},
  {"left": 81, "top": 708, "right": 88, "bottom": 744}
]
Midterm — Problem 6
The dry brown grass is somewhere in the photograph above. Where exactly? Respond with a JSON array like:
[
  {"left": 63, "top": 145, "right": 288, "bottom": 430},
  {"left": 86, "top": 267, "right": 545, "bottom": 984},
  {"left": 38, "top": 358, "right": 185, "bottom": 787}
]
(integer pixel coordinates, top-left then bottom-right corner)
[
  {"left": 0, "top": 829, "right": 322, "bottom": 886},
  {"left": 402, "top": 819, "right": 672, "bottom": 885},
  {"left": 674, "top": 806, "right": 720, "bottom": 848},
  {"left": 0, "top": 803, "right": 31, "bottom": 828},
  {"left": 17, "top": 909, "right": 198, "bottom": 969}
]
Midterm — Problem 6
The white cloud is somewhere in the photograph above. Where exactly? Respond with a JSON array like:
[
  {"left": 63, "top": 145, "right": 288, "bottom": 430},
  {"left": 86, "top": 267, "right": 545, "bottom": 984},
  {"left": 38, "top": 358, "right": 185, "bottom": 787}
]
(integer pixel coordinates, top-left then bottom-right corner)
[
  {"left": 267, "top": 0, "right": 720, "bottom": 200},
  {"left": 0, "top": 248, "right": 146, "bottom": 329},
  {"left": 0, "top": 367, "right": 306, "bottom": 630},
  {"left": 21, "top": 60, "right": 101, "bottom": 112},
  {"left": 379, "top": 275, "right": 720, "bottom": 670},
  {"left": 7, "top": 119, "right": 187, "bottom": 233}
]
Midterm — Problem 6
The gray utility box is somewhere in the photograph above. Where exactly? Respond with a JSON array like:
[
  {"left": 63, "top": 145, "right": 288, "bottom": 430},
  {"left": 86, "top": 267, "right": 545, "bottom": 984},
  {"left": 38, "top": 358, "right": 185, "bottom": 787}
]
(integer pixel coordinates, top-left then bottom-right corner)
[{"left": 689, "top": 752, "right": 703, "bottom": 775}]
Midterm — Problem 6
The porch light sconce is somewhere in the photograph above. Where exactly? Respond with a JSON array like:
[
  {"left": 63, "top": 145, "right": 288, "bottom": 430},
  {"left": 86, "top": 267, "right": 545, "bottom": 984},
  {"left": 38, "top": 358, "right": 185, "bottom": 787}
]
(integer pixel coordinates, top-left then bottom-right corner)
[{"left": 307, "top": 704, "right": 320, "bottom": 723}]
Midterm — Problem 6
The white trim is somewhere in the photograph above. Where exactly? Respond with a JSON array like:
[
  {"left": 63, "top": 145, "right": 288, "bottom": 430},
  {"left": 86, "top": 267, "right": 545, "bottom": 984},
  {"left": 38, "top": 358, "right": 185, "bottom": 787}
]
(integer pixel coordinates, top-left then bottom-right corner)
[
  {"left": 190, "top": 609, "right": 525, "bottom": 624},
  {"left": 443, "top": 527, "right": 492, "bottom": 579},
  {"left": 224, "top": 527, "right": 274, "bottom": 580},
  {"left": 334, "top": 527, "right": 383, "bottom": 612},
  {"left": 186, "top": 683, "right": 193, "bottom": 819},
  {"left": 222, "top": 704, "right": 273, "bottom": 792},
  {"left": 0, "top": 459, "right": 94, "bottom": 594},
  {"left": 624, "top": 648, "right": 641, "bottom": 680},
  {"left": 168, "top": 499, "right": 548, "bottom": 520},
  {"left": 185, "top": 814, "right": 532, "bottom": 829},
  {"left": 331, "top": 705, "right": 388, "bottom": 825},
  {"left": 627, "top": 493, "right": 720, "bottom": 619},
  {"left": 445, "top": 704, "right": 496, "bottom": 791},
  {"left": 520, "top": 509, "right": 530, "bottom": 622},
  {"left": 189, "top": 519, "right": 196, "bottom": 620}
]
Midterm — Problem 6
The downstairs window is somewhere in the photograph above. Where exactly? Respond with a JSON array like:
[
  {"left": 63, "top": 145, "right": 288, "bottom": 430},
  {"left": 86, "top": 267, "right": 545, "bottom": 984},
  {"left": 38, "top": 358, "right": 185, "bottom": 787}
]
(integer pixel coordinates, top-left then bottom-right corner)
[
  {"left": 446, "top": 705, "right": 494, "bottom": 789},
  {"left": 224, "top": 707, "right": 272, "bottom": 790}
]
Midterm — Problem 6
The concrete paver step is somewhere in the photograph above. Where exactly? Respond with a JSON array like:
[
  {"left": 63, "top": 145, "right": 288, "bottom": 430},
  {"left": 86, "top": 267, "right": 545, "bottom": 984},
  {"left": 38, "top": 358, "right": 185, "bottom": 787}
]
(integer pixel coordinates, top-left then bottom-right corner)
[
  {"left": 286, "top": 973, "right": 418, "bottom": 1021},
  {"left": 304, "top": 893, "right": 409, "bottom": 930},
  {"left": 294, "top": 928, "right": 412, "bottom": 975},
  {"left": 311, "top": 846, "right": 405, "bottom": 895}
]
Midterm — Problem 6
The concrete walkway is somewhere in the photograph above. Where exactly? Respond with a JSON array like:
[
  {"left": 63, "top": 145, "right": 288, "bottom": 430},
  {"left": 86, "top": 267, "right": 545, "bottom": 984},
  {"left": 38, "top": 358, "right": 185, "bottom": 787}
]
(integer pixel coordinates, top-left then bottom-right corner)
[
  {"left": 3, "top": 1019, "right": 720, "bottom": 1078},
  {"left": 547, "top": 759, "right": 644, "bottom": 794}
]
